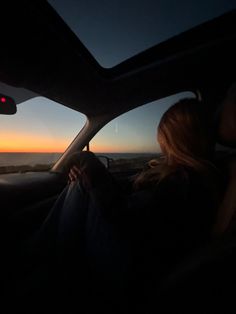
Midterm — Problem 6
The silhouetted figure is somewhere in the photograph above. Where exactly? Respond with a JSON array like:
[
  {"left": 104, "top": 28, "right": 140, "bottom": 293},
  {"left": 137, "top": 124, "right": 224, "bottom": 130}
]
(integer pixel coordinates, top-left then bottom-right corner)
[{"left": 63, "top": 98, "right": 222, "bottom": 313}]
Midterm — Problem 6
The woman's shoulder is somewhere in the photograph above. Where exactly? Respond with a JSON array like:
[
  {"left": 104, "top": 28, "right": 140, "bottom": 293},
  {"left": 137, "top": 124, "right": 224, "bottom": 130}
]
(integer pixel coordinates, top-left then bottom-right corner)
[
  {"left": 158, "top": 165, "right": 192, "bottom": 186},
  {"left": 154, "top": 165, "right": 215, "bottom": 202},
  {"left": 163, "top": 164, "right": 220, "bottom": 185}
]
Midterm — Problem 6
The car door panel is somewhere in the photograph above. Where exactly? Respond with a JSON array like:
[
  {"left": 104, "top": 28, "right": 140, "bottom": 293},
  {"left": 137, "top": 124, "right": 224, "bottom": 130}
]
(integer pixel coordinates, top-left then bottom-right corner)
[{"left": 0, "top": 171, "right": 66, "bottom": 243}]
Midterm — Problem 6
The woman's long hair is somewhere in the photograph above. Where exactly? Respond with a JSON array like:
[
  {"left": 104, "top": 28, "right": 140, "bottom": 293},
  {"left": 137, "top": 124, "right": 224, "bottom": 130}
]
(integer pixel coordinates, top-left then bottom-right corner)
[{"left": 134, "top": 98, "right": 216, "bottom": 189}]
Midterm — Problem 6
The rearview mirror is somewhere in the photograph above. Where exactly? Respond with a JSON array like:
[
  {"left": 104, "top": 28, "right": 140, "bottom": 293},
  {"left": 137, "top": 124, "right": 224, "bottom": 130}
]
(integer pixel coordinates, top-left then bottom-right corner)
[{"left": 0, "top": 93, "right": 17, "bottom": 114}]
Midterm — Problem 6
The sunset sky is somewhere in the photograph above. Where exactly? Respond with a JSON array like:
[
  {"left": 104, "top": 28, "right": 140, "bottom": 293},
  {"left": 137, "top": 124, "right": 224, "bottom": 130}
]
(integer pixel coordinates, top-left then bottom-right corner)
[
  {"left": 0, "top": 0, "right": 235, "bottom": 154},
  {"left": 0, "top": 97, "right": 86, "bottom": 153},
  {"left": 0, "top": 92, "right": 193, "bottom": 154}
]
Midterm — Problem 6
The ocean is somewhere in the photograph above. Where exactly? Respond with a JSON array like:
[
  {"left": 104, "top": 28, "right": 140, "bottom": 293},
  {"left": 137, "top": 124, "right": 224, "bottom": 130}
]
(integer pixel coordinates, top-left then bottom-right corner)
[
  {"left": 0, "top": 153, "right": 62, "bottom": 167},
  {"left": 0, "top": 152, "right": 158, "bottom": 167}
]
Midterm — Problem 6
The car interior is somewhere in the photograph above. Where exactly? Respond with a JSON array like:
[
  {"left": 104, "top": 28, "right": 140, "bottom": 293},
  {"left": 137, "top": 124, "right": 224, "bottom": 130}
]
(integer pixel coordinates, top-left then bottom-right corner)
[{"left": 0, "top": 1, "right": 236, "bottom": 313}]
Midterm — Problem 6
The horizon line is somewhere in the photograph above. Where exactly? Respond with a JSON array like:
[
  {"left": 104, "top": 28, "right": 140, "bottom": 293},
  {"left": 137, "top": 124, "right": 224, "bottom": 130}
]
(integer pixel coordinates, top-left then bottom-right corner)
[{"left": 0, "top": 151, "right": 160, "bottom": 154}]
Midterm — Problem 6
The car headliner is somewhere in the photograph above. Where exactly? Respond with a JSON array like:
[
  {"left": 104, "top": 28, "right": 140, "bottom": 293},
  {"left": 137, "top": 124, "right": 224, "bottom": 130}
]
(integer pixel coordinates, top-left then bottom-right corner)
[{"left": 0, "top": 2, "right": 235, "bottom": 118}]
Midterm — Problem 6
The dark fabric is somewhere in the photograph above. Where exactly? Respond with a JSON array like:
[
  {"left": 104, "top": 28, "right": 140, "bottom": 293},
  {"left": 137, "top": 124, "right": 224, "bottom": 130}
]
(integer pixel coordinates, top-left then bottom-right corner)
[
  {"left": 8, "top": 151, "right": 220, "bottom": 313},
  {"left": 5, "top": 183, "right": 90, "bottom": 314},
  {"left": 77, "top": 152, "right": 218, "bottom": 256},
  {"left": 60, "top": 152, "right": 220, "bottom": 312}
]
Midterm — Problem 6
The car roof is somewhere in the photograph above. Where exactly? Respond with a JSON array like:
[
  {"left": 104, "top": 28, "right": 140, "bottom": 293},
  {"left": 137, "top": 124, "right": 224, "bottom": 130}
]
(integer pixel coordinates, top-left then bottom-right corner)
[{"left": 0, "top": 2, "right": 235, "bottom": 117}]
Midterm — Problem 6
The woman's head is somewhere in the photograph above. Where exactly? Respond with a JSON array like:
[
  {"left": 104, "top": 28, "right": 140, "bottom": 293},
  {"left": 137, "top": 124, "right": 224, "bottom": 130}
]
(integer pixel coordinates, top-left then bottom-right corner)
[
  {"left": 157, "top": 98, "right": 213, "bottom": 171},
  {"left": 133, "top": 98, "right": 216, "bottom": 190}
]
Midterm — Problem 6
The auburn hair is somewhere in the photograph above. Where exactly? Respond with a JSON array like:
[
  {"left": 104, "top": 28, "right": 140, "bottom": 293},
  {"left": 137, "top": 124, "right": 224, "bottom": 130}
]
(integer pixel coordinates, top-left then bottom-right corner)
[{"left": 134, "top": 98, "right": 215, "bottom": 189}]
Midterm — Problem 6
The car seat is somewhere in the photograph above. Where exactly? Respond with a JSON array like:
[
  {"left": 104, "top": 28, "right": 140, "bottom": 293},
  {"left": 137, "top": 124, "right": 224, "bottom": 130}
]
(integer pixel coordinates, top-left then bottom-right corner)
[{"left": 151, "top": 83, "right": 236, "bottom": 314}]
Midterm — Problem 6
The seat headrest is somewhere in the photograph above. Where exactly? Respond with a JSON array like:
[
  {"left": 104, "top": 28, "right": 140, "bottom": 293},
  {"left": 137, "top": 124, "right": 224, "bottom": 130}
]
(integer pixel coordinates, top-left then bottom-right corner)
[{"left": 217, "top": 82, "right": 236, "bottom": 148}]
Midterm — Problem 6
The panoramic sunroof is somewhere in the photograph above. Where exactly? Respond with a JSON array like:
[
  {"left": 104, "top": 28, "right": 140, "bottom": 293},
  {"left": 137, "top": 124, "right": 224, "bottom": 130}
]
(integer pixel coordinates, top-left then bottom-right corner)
[{"left": 48, "top": 0, "right": 235, "bottom": 68}]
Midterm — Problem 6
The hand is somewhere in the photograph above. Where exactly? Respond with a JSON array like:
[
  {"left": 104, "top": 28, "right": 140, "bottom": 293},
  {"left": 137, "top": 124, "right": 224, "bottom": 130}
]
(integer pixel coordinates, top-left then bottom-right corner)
[{"left": 68, "top": 165, "right": 81, "bottom": 184}]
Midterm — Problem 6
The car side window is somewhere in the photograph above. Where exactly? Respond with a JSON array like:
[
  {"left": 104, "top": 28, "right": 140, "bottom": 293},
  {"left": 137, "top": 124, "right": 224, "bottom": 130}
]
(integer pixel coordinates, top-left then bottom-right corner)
[{"left": 90, "top": 92, "right": 196, "bottom": 172}]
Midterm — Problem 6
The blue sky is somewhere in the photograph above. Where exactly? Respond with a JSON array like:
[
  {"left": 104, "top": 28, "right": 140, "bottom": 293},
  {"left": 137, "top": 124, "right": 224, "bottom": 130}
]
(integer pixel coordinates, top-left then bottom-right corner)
[{"left": 0, "top": 97, "right": 86, "bottom": 152}]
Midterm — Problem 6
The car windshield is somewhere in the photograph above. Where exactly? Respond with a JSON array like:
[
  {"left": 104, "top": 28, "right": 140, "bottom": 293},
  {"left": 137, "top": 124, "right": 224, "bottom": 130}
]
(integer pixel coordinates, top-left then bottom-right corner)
[
  {"left": 0, "top": 96, "right": 86, "bottom": 174},
  {"left": 48, "top": 0, "right": 235, "bottom": 68}
]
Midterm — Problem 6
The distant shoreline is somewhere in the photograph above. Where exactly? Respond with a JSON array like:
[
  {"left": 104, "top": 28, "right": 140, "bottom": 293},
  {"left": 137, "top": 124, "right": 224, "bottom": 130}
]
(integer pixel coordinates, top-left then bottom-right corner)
[
  {"left": 0, "top": 152, "right": 162, "bottom": 174},
  {"left": 0, "top": 152, "right": 159, "bottom": 154},
  {"left": 0, "top": 152, "right": 160, "bottom": 168}
]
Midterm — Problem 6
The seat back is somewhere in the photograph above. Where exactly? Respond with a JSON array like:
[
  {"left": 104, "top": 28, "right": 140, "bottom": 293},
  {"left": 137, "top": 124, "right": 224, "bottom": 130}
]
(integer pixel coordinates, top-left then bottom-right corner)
[
  {"left": 155, "top": 235, "right": 236, "bottom": 313},
  {"left": 150, "top": 82, "right": 236, "bottom": 313}
]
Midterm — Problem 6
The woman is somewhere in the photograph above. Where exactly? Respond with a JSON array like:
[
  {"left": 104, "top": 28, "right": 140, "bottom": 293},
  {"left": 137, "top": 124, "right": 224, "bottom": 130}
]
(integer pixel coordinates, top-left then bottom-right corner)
[
  {"left": 69, "top": 98, "right": 221, "bottom": 243},
  {"left": 65, "top": 98, "right": 223, "bottom": 312}
]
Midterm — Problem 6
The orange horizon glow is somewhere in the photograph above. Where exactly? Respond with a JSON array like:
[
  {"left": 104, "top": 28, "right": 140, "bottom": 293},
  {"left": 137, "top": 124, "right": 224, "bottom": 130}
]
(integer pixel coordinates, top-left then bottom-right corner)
[
  {"left": 0, "top": 132, "right": 68, "bottom": 153},
  {"left": 0, "top": 133, "right": 134, "bottom": 154},
  {"left": 0, "top": 150, "right": 64, "bottom": 153},
  {"left": 90, "top": 143, "right": 133, "bottom": 153},
  {"left": 89, "top": 143, "right": 158, "bottom": 154},
  {"left": 0, "top": 134, "right": 158, "bottom": 154}
]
